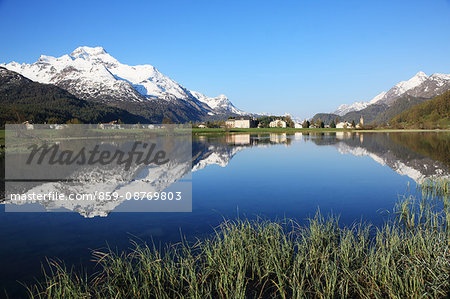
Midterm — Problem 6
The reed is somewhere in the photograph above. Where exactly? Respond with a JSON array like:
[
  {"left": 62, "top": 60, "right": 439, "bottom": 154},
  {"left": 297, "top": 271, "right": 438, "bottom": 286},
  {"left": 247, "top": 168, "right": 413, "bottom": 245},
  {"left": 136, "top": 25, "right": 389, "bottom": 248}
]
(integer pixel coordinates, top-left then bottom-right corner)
[{"left": 26, "top": 180, "right": 450, "bottom": 298}]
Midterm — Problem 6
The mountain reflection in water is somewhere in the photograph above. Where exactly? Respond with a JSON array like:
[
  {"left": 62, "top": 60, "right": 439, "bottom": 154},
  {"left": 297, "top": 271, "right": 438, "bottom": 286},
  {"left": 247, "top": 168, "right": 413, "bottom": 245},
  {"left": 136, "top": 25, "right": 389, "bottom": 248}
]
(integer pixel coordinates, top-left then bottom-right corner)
[{"left": 1, "top": 132, "right": 448, "bottom": 217}]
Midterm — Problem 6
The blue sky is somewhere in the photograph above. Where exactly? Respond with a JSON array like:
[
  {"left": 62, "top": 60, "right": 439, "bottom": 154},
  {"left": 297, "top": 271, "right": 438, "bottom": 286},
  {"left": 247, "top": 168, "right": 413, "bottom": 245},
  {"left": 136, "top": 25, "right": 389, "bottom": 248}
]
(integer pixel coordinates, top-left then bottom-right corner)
[{"left": 1, "top": 0, "right": 449, "bottom": 118}]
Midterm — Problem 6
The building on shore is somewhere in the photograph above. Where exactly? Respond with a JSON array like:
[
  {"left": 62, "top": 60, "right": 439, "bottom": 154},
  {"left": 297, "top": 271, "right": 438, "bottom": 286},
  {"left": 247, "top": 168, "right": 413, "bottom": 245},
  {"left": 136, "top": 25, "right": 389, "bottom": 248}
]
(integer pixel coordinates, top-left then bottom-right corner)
[
  {"left": 22, "top": 121, "right": 34, "bottom": 130},
  {"left": 336, "top": 121, "right": 352, "bottom": 129},
  {"left": 99, "top": 120, "right": 122, "bottom": 129},
  {"left": 269, "top": 119, "right": 287, "bottom": 128},
  {"left": 225, "top": 118, "right": 257, "bottom": 128}
]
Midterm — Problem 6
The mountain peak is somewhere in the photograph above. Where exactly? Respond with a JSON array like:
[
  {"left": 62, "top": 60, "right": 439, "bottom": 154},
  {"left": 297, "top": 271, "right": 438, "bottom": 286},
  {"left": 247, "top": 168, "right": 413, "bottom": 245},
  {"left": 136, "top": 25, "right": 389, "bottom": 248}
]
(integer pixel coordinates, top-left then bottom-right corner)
[
  {"left": 38, "top": 55, "right": 55, "bottom": 63},
  {"left": 1, "top": 47, "right": 246, "bottom": 118},
  {"left": 69, "top": 46, "right": 119, "bottom": 67},
  {"left": 393, "top": 71, "right": 429, "bottom": 94},
  {"left": 70, "top": 46, "right": 112, "bottom": 62},
  {"left": 330, "top": 70, "right": 450, "bottom": 117},
  {"left": 415, "top": 71, "right": 427, "bottom": 77},
  {"left": 430, "top": 73, "right": 450, "bottom": 80},
  {"left": 71, "top": 46, "right": 107, "bottom": 56}
]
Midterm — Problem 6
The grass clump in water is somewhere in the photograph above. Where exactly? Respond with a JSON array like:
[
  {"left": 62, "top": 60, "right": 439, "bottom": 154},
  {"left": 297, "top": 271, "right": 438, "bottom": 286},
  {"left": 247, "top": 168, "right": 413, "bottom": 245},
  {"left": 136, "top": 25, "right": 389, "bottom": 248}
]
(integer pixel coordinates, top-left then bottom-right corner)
[{"left": 27, "top": 180, "right": 450, "bottom": 298}]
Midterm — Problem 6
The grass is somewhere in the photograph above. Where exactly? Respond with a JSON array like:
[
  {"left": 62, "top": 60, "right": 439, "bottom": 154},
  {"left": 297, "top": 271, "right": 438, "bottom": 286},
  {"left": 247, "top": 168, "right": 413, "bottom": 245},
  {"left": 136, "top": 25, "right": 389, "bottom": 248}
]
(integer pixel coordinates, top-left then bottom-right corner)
[{"left": 24, "top": 180, "right": 450, "bottom": 298}]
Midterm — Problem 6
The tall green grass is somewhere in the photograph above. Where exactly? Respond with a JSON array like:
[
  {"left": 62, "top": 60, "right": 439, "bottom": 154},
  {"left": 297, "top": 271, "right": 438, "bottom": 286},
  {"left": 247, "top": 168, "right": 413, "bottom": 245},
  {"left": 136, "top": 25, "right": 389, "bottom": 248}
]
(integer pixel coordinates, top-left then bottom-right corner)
[{"left": 26, "top": 180, "right": 449, "bottom": 298}]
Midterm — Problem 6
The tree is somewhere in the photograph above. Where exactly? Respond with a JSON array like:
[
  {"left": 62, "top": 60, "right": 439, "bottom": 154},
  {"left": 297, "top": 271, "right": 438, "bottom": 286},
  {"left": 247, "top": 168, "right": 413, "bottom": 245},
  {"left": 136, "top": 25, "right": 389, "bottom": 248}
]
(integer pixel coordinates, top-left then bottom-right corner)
[
  {"left": 351, "top": 120, "right": 356, "bottom": 128},
  {"left": 315, "top": 118, "right": 322, "bottom": 128},
  {"left": 302, "top": 120, "right": 310, "bottom": 128},
  {"left": 46, "top": 117, "right": 59, "bottom": 124},
  {"left": 283, "top": 115, "right": 295, "bottom": 128},
  {"left": 330, "top": 120, "right": 336, "bottom": 128},
  {"left": 256, "top": 116, "right": 274, "bottom": 128},
  {"left": 66, "top": 118, "right": 83, "bottom": 124}
]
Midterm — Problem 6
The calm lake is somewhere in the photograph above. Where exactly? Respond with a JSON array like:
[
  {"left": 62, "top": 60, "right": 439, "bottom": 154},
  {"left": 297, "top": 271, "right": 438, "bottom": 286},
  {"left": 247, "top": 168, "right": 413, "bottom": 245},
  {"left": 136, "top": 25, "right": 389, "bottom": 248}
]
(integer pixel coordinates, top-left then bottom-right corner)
[{"left": 1, "top": 131, "right": 449, "bottom": 296}]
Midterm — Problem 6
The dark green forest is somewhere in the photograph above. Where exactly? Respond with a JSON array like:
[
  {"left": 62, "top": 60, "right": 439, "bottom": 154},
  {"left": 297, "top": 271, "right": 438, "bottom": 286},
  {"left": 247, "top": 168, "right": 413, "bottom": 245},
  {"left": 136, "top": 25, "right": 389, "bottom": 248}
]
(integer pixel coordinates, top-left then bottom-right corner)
[{"left": 390, "top": 90, "right": 450, "bottom": 129}]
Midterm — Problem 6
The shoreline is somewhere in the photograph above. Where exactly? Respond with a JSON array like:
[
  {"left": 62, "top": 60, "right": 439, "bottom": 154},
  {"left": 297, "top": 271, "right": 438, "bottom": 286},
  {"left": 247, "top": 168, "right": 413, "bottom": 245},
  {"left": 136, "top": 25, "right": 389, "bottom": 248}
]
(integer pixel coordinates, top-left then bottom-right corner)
[
  {"left": 192, "top": 127, "right": 450, "bottom": 134},
  {"left": 0, "top": 128, "right": 449, "bottom": 143}
]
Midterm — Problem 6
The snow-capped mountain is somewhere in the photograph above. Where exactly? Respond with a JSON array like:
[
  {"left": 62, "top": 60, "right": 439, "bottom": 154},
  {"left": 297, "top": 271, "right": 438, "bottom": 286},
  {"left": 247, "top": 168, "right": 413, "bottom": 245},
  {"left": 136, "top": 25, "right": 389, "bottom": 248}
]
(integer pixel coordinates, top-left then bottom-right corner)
[
  {"left": 332, "top": 71, "right": 450, "bottom": 116},
  {"left": 405, "top": 73, "right": 450, "bottom": 99},
  {"left": 378, "top": 71, "right": 429, "bottom": 105},
  {"left": 1, "top": 46, "right": 245, "bottom": 119},
  {"left": 333, "top": 91, "right": 387, "bottom": 116},
  {"left": 189, "top": 91, "right": 243, "bottom": 115},
  {"left": 368, "top": 91, "right": 387, "bottom": 104}
]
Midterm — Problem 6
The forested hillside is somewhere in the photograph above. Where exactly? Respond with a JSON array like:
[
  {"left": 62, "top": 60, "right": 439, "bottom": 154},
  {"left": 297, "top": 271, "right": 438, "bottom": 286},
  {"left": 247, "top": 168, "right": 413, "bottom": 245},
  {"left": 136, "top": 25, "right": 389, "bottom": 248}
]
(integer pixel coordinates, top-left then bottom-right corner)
[
  {"left": 0, "top": 67, "right": 147, "bottom": 126},
  {"left": 390, "top": 90, "right": 450, "bottom": 129}
]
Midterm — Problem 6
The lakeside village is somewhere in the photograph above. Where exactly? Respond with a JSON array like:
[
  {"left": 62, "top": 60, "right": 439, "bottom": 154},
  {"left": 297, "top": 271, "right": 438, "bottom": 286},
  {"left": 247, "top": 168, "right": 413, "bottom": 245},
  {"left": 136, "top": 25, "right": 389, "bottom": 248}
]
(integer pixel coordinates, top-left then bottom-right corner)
[
  {"left": 19, "top": 115, "right": 365, "bottom": 130},
  {"left": 195, "top": 115, "right": 365, "bottom": 129}
]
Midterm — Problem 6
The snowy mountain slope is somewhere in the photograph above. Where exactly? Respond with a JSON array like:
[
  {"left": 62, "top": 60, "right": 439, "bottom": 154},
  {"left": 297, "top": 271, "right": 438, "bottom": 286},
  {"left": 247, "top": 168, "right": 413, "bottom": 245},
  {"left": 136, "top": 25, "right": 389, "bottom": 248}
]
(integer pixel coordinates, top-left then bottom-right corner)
[
  {"left": 0, "top": 67, "right": 150, "bottom": 124},
  {"left": 189, "top": 91, "right": 244, "bottom": 115},
  {"left": 332, "top": 71, "right": 450, "bottom": 116},
  {"left": 333, "top": 91, "right": 387, "bottom": 116},
  {"left": 4, "top": 52, "right": 146, "bottom": 104},
  {"left": 405, "top": 73, "right": 450, "bottom": 99},
  {"left": 368, "top": 91, "right": 387, "bottom": 104},
  {"left": 1, "top": 46, "right": 245, "bottom": 118},
  {"left": 378, "top": 71, "right": 429, "bottom": 105}
]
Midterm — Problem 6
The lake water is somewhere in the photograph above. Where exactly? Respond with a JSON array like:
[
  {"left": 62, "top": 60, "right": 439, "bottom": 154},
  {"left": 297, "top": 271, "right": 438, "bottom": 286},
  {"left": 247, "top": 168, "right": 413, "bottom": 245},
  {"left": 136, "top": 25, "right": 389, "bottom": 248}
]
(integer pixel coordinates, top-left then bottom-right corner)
[{"left": 0, "top": 131, "right": 449, "bottom": 296}]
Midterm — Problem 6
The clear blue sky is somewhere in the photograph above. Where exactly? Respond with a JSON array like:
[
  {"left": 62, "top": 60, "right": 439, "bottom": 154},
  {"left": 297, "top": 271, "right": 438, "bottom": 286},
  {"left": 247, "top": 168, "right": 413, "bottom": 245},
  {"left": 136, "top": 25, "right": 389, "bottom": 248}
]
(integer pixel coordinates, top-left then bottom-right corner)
[{"left": 1, "top": 0, "right": 449, "bottom": 118}]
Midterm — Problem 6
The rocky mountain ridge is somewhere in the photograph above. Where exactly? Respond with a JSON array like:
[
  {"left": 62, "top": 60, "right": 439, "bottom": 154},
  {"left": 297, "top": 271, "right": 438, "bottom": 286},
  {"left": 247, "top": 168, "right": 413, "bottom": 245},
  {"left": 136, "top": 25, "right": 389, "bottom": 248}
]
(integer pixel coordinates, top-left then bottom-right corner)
[
  {"left": 1, "top": 46, "right": 245, "bottom": 122},
  {"left": 332, "top": 71, "right": 450, "bottom": 116}
]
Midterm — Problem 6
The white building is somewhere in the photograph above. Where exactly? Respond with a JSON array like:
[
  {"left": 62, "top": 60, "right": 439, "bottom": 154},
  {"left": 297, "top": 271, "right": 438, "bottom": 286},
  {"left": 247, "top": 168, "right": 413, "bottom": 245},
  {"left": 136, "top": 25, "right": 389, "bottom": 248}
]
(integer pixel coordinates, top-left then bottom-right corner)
[
  {"left": 225, "top": 120, "right": 235, "bottom": 128},
  {"left": 225, "top": 118, "right": 256, "bottom": 128},
  {"left": 50, "top": 124, "right": 67, "bottom": 130},
  {"left": 294, "top": 123, "right": 302, "bottom": 128},
  {"left": 336, "top": 121, "right": 352, "bottom": 129},
  {"left": 99, "top": 120, "right": 122, "bottom": 130},
  {"left": 269, "top": 119, "right": 287, "bottom": 128},
  {"left": 23, "top": 121, "right": 34, "bottom": 130}
]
